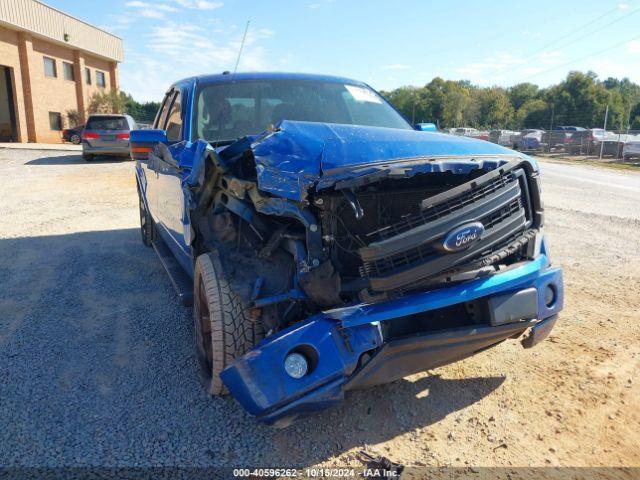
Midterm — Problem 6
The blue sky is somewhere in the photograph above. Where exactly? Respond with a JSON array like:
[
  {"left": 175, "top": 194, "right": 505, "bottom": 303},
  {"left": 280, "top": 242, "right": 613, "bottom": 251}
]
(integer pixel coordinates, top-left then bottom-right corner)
[{"left": 47, "top": 0, "right": 640, "bottom": 102}]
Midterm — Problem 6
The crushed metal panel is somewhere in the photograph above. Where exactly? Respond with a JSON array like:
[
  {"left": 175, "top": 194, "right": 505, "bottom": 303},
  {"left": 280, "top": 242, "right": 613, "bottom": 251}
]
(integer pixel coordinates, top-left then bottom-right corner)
[{"left": 246, "top": 120, "right": 532, "bottom": 202}]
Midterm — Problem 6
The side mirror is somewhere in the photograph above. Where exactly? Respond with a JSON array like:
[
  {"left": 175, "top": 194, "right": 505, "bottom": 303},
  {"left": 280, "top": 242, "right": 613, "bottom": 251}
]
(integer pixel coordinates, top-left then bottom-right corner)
[
  {"left": 415, "top": 123, "right": 437, "bottom": 132},
  {"left": 130, "top": 129, "right": 167, "bottom": 160}
]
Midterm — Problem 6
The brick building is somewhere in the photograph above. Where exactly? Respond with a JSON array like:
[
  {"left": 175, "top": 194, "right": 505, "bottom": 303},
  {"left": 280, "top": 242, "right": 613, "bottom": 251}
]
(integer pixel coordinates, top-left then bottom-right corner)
[{"left": 0, "top": 0, "right": 123, "bottom": 143}]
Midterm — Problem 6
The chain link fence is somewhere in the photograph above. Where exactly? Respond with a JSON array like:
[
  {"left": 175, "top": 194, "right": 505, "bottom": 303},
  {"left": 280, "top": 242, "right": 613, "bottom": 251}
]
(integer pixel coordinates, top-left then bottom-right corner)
[{"left": 445, "top": 108, "right": 640, "bottom": 164}]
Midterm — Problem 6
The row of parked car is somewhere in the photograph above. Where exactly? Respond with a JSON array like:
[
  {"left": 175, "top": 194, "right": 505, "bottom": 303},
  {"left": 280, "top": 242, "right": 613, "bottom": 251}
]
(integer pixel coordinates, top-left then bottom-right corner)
[{"left": 447, "top": 126, "right": 640, "bottom": 160}]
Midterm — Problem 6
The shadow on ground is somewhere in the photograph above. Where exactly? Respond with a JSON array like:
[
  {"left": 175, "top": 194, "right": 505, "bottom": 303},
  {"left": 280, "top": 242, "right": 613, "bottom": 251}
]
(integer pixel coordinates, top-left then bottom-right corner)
[
  {"left": 0, "top": 228, "right": 506, "bottom": 467},
  {"left": 26, "top": 154, "right": 132, "bottom": 165}
]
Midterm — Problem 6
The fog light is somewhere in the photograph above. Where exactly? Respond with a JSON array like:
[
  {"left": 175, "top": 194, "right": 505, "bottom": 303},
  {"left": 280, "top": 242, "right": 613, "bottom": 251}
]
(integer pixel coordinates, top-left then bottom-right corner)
[
  {"left": 544, "top": 285, "right": 556, "bottom": 307},
  {"left": 284, "top": 353, "right": 308, "bottom": 379}
]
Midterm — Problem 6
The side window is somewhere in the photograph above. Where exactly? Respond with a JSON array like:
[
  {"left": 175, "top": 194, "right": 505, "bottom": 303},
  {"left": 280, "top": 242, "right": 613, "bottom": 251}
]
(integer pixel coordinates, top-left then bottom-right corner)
[
  {"left": 165, "top": 92, "right": 183, "bottom": 142},
  {"left": 155, "top": 91, "right": 175, "bottom": 130}
]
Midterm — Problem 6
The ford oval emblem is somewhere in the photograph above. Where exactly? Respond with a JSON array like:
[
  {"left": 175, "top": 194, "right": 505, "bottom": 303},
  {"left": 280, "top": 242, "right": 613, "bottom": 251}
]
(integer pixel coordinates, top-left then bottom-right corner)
[{"left": 441, "top": 222, "right": 485, "bottom": 253}]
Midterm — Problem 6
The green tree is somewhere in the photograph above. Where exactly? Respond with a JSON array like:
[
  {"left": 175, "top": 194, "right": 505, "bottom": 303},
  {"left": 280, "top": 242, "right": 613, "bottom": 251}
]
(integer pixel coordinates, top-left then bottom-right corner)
[
  {"left": 87, "top": 90, "right": 126, "bottom": 115},
  {"left": 508, "top": 83, "right": 540, "bottom": 111},
  {"left": 478, "top": 87, "right": 514, "bottom": 128},
  {"left": 381, "top": 70, "right": 640, "bottom": 132},
  {"left": 630, "top": 103, "right": 640, "bottom": 130}
]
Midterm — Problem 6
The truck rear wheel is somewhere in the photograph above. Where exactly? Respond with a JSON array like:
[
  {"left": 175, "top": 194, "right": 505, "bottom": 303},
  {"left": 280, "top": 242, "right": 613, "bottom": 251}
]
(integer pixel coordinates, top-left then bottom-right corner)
[{"left": 193, "top": 252, "right": 264, "bottom": 395}]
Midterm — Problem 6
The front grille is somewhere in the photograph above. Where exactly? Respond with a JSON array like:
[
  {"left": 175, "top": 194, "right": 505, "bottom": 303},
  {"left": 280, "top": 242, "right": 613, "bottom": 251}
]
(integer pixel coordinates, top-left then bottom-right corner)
[
  {"left": 354, "top": 162, "right": 536, "bottom": 293},
  {"left": 369, "top": 171, "right": 517, "bottom": 242},
  {"left": 363, "top": 196, "right": 523, "bottom": 278}
]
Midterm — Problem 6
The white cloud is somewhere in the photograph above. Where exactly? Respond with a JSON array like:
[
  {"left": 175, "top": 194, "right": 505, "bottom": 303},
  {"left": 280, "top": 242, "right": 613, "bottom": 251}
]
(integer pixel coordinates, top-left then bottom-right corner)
[
  {"left": 309, "top": 0, "right": 335, "bottom": 8},
  {"left": 124, "top": 1, "right": 178, "bottom": 19},
  {"left": 256, "top": 28, "right": 276, "bottom": 38},
  {"left": 383, "top": 64, "right": 411, "bottom": 70},
  {"left": 120, "top": 21, "right": 275, "bottom": 101},
  {"left": 588, "top": 58, "right": 640, "bottom": 83},
  {"left": 538, "top": 50, "right": 562, "bottom": 65},
  {"left": 628, "top": 40, "right": 640, "bottom": 54},
  {"left": 618, "top": 3, "right": 629, "bottom": 9},
  {"left": 174, "top": 0, "right": 223, "bottom": 10},
  {"left": 139, "top": 9, "right": 166, "bottom": 18},
  {"left": 455, "top": 52, "right": 526, "bottom": 84},
  {"left": 103, "top": 14, "right": 134, "bottom": 31}
]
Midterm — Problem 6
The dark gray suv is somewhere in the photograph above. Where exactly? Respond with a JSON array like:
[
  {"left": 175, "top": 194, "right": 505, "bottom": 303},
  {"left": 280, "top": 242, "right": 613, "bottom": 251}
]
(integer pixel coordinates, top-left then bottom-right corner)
[{"left": 82, "top": 114, "right": 136, "bottom": 161}]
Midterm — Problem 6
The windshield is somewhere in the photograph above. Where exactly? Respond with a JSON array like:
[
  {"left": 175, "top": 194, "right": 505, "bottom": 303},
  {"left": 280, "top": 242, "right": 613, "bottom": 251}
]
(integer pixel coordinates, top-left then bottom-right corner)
[{"left": 192, "top": 79, "right": 412, "bottom": 143}]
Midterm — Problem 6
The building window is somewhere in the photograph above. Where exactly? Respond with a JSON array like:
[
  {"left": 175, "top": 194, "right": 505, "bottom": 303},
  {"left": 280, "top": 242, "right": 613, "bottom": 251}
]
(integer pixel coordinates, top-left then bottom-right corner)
[
  {"left": 85, "top": 67, "right": 91, "bottom": 85},
  {"left": 63, "top": 62, "right": 75, "bottom": 81},
  {"left": 49, "top": 112, "right": 62, "bottom": 131},
  {"left": 96, "top": 71, "right": 106, "bottom": 88},
  {"left": 43, "top": 57, "right": 57, "bottom": 77}
]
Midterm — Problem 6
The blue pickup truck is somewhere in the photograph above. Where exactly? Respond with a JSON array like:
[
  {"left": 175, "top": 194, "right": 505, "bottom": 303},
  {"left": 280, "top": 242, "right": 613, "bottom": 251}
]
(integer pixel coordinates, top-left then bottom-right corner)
[{"left": 132, "top": 72, "right": 563, "bottom": 426}]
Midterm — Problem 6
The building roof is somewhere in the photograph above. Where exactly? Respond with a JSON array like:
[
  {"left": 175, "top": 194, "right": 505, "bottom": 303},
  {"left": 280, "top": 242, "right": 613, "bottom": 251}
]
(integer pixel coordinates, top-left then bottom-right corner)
[{"left": 0, "top": 0, "right": 123, "bottom": 62}]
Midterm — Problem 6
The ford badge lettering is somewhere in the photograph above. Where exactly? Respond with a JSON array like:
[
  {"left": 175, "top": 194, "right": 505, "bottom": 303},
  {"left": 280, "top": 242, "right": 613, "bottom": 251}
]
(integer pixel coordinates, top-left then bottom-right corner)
[{"left": 441, "top": 222, "right": 485, "bottom": 253}]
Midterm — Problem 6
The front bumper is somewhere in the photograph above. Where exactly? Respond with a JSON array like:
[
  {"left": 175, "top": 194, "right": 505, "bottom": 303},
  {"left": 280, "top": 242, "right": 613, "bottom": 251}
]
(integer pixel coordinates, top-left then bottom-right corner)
[{"left": 221, "top": 251, "right": 563, "bottom": 427}]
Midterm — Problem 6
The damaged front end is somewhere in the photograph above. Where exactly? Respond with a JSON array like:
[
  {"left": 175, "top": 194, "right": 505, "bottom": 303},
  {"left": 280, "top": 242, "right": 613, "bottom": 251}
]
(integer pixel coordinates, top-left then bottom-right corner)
[{"left": 187, "top": 121, "right": 563, "bottom": 426}]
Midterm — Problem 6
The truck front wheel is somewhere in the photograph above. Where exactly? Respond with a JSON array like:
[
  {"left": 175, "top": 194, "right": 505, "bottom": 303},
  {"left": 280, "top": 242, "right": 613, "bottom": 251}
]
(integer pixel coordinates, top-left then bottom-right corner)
[{"left": 193, "top": 252, "right": 264, "bottom": 395}]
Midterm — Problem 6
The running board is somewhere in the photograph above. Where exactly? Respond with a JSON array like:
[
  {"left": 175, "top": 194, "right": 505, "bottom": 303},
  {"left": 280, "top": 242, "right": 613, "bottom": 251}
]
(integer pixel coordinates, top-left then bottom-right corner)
[{"left": 152, "top": 238, "right": 194, "bottom": 306}]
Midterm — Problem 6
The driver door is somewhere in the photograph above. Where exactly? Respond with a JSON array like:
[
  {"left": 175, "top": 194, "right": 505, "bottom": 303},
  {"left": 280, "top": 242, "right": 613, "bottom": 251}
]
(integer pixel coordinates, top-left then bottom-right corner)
[{"left": 154, "top": 88, "right": 193, "bottom": 274}]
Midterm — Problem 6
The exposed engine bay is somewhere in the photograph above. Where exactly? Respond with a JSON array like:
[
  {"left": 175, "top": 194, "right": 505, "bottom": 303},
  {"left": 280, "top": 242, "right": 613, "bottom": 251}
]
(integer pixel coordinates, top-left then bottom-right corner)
[{"left": 184, "top": 121, "right": 543, "bottom": 335}]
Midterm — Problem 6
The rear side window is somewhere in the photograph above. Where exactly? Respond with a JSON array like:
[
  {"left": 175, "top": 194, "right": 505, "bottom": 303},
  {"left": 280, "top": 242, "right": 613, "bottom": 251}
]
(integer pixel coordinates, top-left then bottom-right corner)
[
  {"left": 86, "top": 116, "right": 128, "bottom": 130},
  {"left": 165, "top": 92, "right": 183, "bottom": 142}
]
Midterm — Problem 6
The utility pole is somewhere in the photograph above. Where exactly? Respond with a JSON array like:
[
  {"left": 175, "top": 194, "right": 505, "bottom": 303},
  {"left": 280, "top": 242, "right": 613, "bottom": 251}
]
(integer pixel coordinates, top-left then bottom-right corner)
[
  {"left": 626, "top": 106, "right": 632, "bottom": 136},
  {"left": 599, "top": 105, "right": 609, "bottom": 160},
  {"left": 547, "top": 104, "right": 554, "bottom": 153}
]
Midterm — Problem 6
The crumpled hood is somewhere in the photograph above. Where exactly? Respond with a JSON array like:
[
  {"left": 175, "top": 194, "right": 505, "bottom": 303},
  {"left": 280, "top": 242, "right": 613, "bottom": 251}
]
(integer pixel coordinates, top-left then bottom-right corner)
[{"left": 223, "top": 120, "right": 533, "bottom": 202}]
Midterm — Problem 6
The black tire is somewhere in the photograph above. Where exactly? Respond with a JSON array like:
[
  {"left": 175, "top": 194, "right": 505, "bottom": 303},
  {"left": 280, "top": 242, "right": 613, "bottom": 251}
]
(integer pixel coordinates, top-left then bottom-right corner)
[
  {"left": 71, "top": 134, "right": 81, "bottom": 145},
  {"left": 193, "top": 252, "right": 264, "bottom": 395},
  {"left": 137, "top": 185, "right": 154, "bottom": 247},
  {"left": 623, "top": 155, "right": 631, "bottom": 162},
  {"left": 83, "top": 154, "right": 93, "bottom": 162}
]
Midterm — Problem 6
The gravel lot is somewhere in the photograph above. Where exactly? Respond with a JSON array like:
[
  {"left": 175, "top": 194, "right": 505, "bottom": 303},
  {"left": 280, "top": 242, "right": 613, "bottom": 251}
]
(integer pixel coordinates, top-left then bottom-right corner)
[{"left": 1, "top": 149, "right": 639, "bottom": 469}]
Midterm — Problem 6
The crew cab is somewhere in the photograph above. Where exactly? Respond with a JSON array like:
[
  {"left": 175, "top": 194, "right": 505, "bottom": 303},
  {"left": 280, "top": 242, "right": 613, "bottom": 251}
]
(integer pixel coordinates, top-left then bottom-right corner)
[{"left": 132, "top": 72, "right": 564, "bottom": 426}]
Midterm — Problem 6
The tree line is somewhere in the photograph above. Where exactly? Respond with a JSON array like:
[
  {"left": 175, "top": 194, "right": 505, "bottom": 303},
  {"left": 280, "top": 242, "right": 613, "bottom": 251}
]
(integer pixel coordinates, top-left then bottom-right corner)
[
  {"left": 66, "top": 90, "right": 161, "bottom": 127},
  {"left": 381, "top": 71, "right": 640, "bottom": 132}
]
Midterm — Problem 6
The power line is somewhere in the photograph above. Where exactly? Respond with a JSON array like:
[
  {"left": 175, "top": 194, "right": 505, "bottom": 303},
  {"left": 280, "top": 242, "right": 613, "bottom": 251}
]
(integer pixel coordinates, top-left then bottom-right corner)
[
  {"left": 516, "top": 33, "right": 640, "bottom": 83},
  {"left": 522, "top": 5, "right": 627, "bottom": 59},
  {"left": 509, "top": 6, "right": 640, "bottom": 78},
  {"left": 483, "top": 5, "right": 636, "bottom": 81}
]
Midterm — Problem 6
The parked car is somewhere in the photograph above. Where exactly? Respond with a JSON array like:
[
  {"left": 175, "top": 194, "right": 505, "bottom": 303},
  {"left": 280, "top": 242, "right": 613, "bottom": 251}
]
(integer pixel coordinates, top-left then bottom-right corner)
[
  {"left": 471, "top": 130, "right": 490, "bottom": 141},
  {"left": 488, "top": 129, "right": 516, "bottom": 147},
  {"left": 62, "top": 124, "right": 84, "bottom": 144},
  {"left": 131, "top": 72, "right": 563, "bottom": 426},
  {"left": 81, "top": 114, "right": 136, "bottom": 161},
  {"left": 513, "top": 129, "right": 544, "bottom": 151},
  {"left": 623, "top": 136, "right": 640, "bottom": 161},
  {"left": 544, "top": 126, "right": 586, "bottom": 151},
  {"left": 564, "top": 128, "right": 606, "bottom": 155},
  {"left": 453, "top": 127, "right": 479, "bottom": 137},
  {"left": 596, "top": 133, "right": 636, "bottom": 158}
]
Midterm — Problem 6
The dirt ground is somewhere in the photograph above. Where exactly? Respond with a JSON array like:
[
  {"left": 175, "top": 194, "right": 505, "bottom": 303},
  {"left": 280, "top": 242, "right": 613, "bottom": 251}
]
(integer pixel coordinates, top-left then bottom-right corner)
[{"left": 1, "top": 150, "right": 639, "bottom": 471}]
